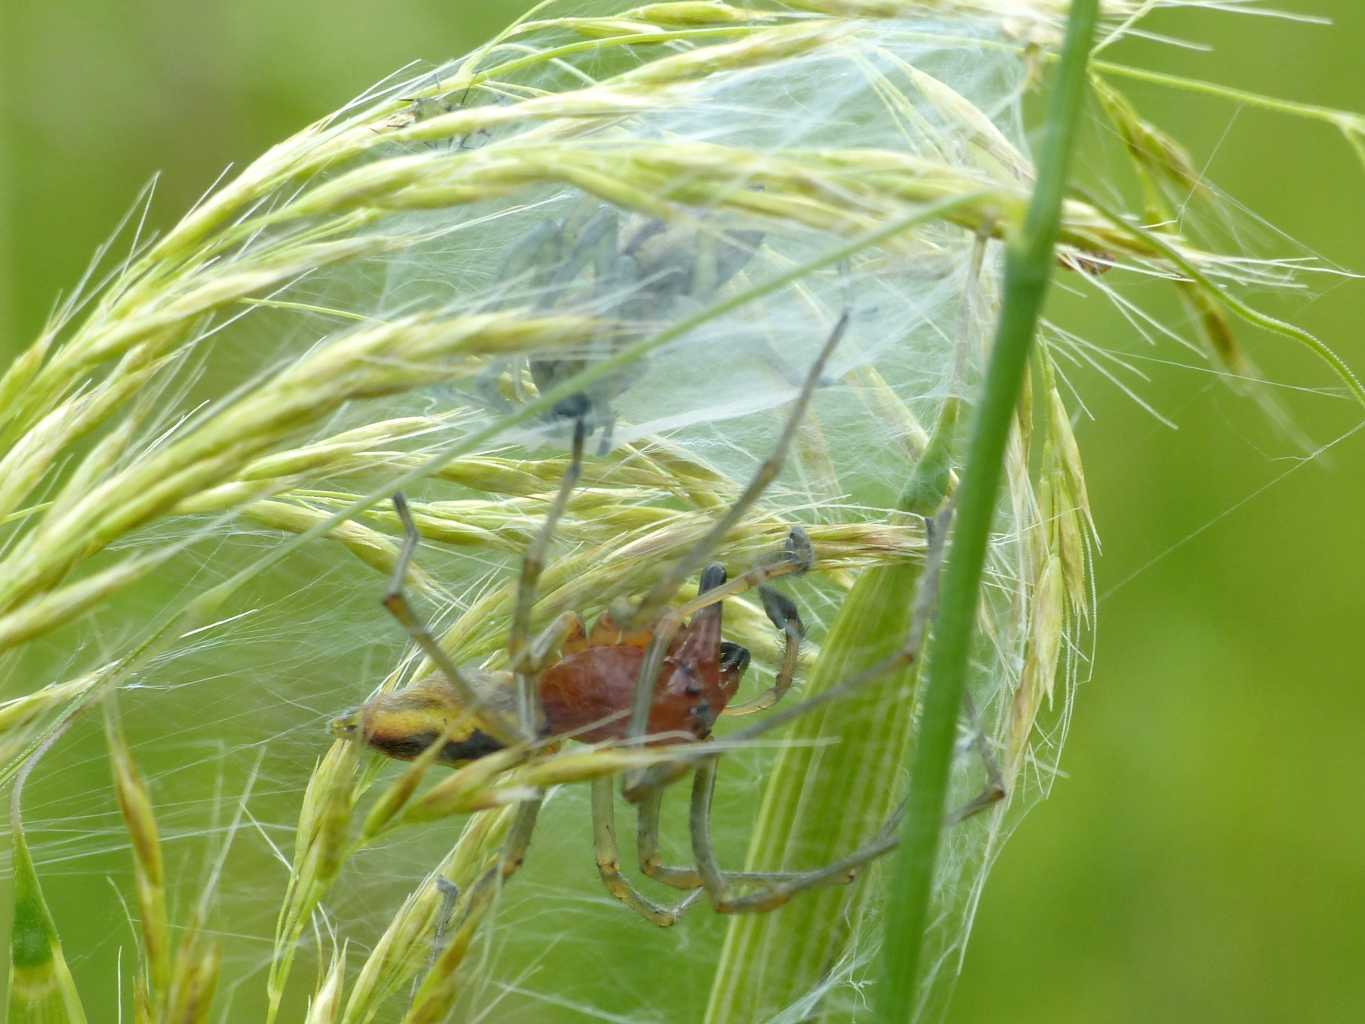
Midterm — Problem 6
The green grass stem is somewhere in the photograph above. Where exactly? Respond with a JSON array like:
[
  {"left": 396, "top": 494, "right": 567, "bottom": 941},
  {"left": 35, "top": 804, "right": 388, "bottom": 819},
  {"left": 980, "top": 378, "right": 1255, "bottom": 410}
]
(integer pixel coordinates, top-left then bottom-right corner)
[{"left": 874, "top": 1, "right": 1100, "bottom": 1020}]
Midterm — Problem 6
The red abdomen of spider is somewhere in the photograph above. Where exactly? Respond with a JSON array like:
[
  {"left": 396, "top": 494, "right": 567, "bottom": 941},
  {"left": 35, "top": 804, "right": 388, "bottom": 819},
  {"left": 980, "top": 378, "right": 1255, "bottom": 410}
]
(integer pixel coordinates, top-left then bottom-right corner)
[{"left": 537, "top": 579, "right": 749, "bottom": 744}]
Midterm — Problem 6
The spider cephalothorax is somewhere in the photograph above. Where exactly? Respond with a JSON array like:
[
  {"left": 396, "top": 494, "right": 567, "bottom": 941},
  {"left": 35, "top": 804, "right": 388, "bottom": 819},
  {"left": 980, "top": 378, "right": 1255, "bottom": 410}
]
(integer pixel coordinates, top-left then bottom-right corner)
[{"left": 538, "top": 565, "right": 752, "bottom": 744}]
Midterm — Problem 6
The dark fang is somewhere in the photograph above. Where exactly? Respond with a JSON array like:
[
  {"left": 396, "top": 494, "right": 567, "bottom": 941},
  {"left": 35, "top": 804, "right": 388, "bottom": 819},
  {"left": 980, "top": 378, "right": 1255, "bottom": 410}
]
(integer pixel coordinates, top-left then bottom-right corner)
[{"left": 719, "top": 642, "right": 751, "bottom": 677}]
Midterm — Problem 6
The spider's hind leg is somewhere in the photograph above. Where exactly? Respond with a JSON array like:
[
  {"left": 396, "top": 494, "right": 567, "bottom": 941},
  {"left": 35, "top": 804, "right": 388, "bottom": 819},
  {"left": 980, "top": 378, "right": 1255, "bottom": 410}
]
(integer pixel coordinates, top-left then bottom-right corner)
[
  {"left": 668, "top": 525, "right": 814, "bottom": 621},
  {"left": 406, "top": 798, "right": 542, "bottom": 1015},
  {"left": 663, "top": 501, "right": 959, "bottom": 914},
  {"left": 949, "top": 691, "right": 1007, "bottom": 823}
]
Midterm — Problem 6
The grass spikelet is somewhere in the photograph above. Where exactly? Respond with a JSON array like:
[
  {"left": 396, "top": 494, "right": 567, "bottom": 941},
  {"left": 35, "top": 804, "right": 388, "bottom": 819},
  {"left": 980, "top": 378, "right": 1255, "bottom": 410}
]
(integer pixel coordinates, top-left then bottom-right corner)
[
  {"left": 163, "top": 943, "right": 220, "bottom": 1024},
  {"left": 305, "top": 947, "right": 346, "bottom": 1024},
  {"left": 399, "top": 808, "right": 540, "bottom": 1024},
  {"left": 0, "top": 555, "right": 165, "bottom": 654},
  {"left": 269, "top": 740, "right": 360, "bottom": 1022},
  {"left": 360, "top": 731, "right": 469, "bottom": 840},
  {"left": 340, "top": 808, "right": 513, "bottom": 1023},
  {"left": 103, "top": 694, "right": 172, "bottom": 1010},
  {"left": 1043, "top": 383, "right": 1094, "bottom": 618},
  {"left": 0, "top": 676, "right": 99, "bottom": 764}
]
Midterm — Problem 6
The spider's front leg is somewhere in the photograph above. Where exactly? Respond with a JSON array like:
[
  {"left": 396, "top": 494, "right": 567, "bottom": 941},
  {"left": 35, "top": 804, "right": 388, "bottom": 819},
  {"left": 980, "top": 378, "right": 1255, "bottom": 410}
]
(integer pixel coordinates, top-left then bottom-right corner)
[
  {"left": 619, "top": 528, "right": 809, "bottom": 802},
  {"left": 620, "top": 313, "right": 849, "bottom": 799},
  {"left": 726, "top": 583, "right": 805, "bottom": 715}
]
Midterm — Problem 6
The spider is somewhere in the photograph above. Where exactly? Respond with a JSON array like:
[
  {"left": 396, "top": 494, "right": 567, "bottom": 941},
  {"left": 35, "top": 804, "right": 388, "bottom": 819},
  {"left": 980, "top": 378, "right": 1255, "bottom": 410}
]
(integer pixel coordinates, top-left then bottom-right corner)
[
  {"left": 334, "top": 312, "right": 922, "bottom": 926},
  {"left": 478, "top": 199, "right": 765, "bottom": 451}
]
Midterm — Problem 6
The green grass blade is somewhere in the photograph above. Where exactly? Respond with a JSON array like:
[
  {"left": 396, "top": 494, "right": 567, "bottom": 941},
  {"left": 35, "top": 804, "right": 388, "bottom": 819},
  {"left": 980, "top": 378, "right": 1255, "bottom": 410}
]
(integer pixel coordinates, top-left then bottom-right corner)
[
  {"left": 875, "top": 1, "right": 1101, "bottom": 1020},
  {"left": 706, "top": 404, "right": 958, "bottom": 1022},
  {"left": 7, "top": 746, "right": 88, "bottom": 1024}
]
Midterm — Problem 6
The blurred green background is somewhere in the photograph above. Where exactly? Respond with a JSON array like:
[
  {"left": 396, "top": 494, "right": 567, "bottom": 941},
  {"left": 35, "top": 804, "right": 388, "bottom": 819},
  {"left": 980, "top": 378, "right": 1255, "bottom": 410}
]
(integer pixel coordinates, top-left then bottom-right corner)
[{"left": 2, "top": 2, "right": 1362, "bottom": 1021}]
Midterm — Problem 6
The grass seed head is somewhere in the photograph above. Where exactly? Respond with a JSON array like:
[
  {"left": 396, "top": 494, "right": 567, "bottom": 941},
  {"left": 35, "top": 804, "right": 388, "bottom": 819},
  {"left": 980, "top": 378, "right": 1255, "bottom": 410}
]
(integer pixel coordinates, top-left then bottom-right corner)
[{"left": 0, "top": 1, "right": 1356, "bottom": 1021}]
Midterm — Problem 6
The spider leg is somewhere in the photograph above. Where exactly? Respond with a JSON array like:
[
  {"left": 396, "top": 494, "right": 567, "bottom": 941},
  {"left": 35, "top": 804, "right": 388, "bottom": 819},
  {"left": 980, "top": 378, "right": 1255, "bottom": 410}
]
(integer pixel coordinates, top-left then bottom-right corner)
[
  {"left": 595, "top": 413, "right": 617, "bottom": 456},
  {"left": 722, "top": 585, "right": 804, "bottom": 716},
  {"left": 680, "top": 770, "right": 999, "bottom": 922},
  {"left": 524, "top": 610, "right": 585, "bottom": 673},
  {"left": 498, "top": 217, "right": 565, "bottom": 301},
  {"left": 548, "top": 207, "right": 618, "bottom": 292},
  {"left": 407, "top": 798, "right": 542, "bottom": 1015},
  {"left": 623, "top": 314, "right": 850, "bottom": 789},
  {"left": 423, "top": 878, "right": 461, "bottom": 977},
  {"left": 446, "top": 798, "right": 542, "bottom": 931},
  {"left": 626, "top": 518, "right": 946, "bottom": 797},
  {"left": 689, "top": 756, "right": 885, "bottom": 914},
  {"left": 634, "top": 788, "right": 698, "bottom": 888},
  {"left": 948, "top": 690, "right": 1007, "bottom": 823},
  {"left": 717, "top": 503, "right": 955, "bottom": 752},
  {"left": 626, "top": 315, "right": 847, "bottom": 630},
  {"left": 674, "top": 524, "right": 815, "bottom": 615},
  {"left": 508, "top": 413, "right": 587, "bottom": 735},
  {"left": 383, "top": 493, "right": 523, "bottom": 746},
  {"left": 590, "top": 777, "right": 701, "bottom": 926},
  {"left": 643, "top": 749, "right": 993, "bottom": 915},
  {"left": 407, "top": 875, "right": 465, "bottom": 1011},
  {"left": 635, "top": 784, "right": 825, "bottom": 891},
  {"left": 677, "top": 503, "right": 1002, "bottom": 911}
]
